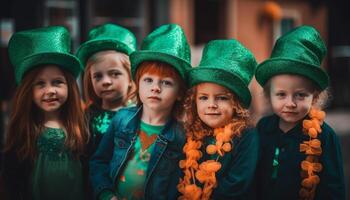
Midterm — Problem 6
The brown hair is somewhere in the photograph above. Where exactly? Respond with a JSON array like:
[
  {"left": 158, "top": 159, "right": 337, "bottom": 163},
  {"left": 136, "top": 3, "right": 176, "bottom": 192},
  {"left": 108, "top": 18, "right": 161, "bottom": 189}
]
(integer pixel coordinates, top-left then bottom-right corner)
[
  {"left": 134, "top": 61, "right": 187, "bottom": 119},
  {"left": 5, "top": 66, "right": 88, "bottom": 161},
  {"left": 263, "top": 75, "right": 331, "bottom": 109},
  {"left": 83, "top": 51, "right": 136, "bottom": 108},
  {"left": 184, "top": 85, "right": 250, "bottom": 140}
]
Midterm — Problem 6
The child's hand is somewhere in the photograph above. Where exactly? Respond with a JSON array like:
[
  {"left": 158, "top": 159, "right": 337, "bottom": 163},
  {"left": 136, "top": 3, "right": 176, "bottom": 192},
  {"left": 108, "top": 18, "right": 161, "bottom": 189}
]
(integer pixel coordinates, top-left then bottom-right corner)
[{"left": 110, "top": 196, "right": 118, "bottom": 200}]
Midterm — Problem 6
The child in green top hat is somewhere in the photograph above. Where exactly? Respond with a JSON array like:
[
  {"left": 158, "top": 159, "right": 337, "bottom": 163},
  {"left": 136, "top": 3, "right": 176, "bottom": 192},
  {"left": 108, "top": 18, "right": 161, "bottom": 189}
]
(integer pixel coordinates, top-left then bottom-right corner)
[
  {"left": 255, "top": 25, "right": 345, "bottom": 200},
  {"left": 76, "top": 23, "right": 137, "bottom": 156},
  {"left": 177, "top": 39, "right": 259, "bottom": 200},
  {"left": 89, "top": 24, "right": 191, "bottom": 200},
  {"left": 2, "top": 26, "right": 88, "bottom": 200}
]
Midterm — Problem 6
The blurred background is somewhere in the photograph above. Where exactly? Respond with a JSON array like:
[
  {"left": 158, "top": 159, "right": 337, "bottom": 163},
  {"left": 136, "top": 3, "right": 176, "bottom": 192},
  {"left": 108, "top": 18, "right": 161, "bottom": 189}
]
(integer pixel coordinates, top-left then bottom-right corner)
[{"left": 0, "top": 0, "right": 349, "bottom": 198}]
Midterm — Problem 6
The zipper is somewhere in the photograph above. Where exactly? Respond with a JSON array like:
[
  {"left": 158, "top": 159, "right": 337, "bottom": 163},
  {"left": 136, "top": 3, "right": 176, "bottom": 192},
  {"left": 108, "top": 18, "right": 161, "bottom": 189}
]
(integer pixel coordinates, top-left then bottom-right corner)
[{"left": 112, "top": 135, "right": 137, "bottom": 183}]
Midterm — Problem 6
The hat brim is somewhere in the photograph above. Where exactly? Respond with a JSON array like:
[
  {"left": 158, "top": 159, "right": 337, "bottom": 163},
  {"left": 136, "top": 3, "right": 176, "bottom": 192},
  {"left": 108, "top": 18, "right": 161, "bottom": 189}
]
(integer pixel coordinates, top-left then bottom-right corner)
[
  {"left": 76, "top": 39, "right": 133, "bottom": 66},
  {"left": 16, "top": 52, "right": 82, "bottom": 84},
  {"left": 255, "top": 58, "right": 329, "bottom": 90},
  {"left": 130, "top": 51, "right": 192, "bottom": 83},
  {"left": 189, "top": 67, "right": 251, "bottom": 108}
]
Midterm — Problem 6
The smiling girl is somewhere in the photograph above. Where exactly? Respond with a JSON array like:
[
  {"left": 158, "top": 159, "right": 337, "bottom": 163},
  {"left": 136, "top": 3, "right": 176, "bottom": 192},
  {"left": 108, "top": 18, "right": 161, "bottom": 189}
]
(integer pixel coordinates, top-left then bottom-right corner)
[
  {"left": 3, "top": 26, "right": 88, "bottom": 200},
  {"left": 177, "top": 39, "right": 258, "bottom": 200}
]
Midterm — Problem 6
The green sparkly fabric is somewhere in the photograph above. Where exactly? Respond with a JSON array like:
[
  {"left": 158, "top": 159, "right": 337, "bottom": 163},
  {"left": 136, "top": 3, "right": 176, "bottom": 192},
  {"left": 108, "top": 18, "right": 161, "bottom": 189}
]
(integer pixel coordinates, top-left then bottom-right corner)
[
  {"left": 115, "top": 121, "right": 163, "bottom": 200},
  {"left": 87, "top": 105, "right": 117, "bottom": 155},
  {"left": 31, "top": 127, "right": 84, "bottom": 200},
  {"left": 130, "top": 24, "right": 192, "bottom": 82},
  {"left": 255, "top": 25, "right": 329, "bottom": 90},
  {"left": 189, "top": 39, "right": 257, "bottom": 107},
  {"left": 76, "top": 23, "right": 137, "bottom": 66},
  {"left": 8, "top": 26, "right": 82, "bottom": 84}
]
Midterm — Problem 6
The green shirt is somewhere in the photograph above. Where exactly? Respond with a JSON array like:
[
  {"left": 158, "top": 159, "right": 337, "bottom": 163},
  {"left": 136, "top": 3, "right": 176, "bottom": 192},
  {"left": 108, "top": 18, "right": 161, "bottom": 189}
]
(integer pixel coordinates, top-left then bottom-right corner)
[
  {"left": 115, "top": 121, "right": 163, "bottom": 200},
  {"left": 31, "top": 127, "right": 84, "bottom": 200}
]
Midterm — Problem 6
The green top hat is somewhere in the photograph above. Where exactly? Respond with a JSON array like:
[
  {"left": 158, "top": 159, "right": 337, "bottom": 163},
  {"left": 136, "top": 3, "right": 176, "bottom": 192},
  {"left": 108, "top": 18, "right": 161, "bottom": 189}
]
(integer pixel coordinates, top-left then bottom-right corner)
[
  {"left": 130, "top": 24, "right": 192, "bottom": 82},
  {"left": 189, "top": 39, "right": 257, "bottom": 107},
  {"left": 255, "top": 25, "right": 329, "bottom": 90},
  {"left": 76, "top": 23, "right": 137, "bottom": 66},
  {"left": 8, "top": 26, "right": 82, "bottom": 84}
]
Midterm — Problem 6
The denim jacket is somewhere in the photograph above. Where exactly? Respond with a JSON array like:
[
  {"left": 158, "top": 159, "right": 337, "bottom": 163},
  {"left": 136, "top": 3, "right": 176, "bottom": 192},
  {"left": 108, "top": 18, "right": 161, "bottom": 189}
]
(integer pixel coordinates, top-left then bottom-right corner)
[{"left": 89, "top": 106, "right": 185, "bottom": 200}]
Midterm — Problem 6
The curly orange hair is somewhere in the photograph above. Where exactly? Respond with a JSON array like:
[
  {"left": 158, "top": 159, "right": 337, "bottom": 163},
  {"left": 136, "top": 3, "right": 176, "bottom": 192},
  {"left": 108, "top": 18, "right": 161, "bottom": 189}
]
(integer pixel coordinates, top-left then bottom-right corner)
[{"left": 183, "top": 85, "right": 251, "bottom": 140}]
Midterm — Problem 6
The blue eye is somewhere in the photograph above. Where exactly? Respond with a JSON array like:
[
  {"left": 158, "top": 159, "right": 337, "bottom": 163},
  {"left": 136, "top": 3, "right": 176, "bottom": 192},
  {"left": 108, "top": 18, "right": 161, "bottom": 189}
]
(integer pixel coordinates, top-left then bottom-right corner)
[
  {"left": 276, "top": 92, "right": 285, "bottom": 97},
  {"left": 216, "top": 96, "right": 229, "bottom": 101},
  {"left": 161, "top": 80, "right": 173, "bottom": 86},
  {"left": 93, "top": 73, "right": 102, "bottom": 81},
  {"left": 198, "top": 96, "right": 208, "bottom": 100},
  {"left": 295, "top": 92, "right": 309, "bottom": 99},
  {"left": 143, "top": 77, "right": 153, "bottom": 83},
  {"left": 34, "top": 81, "right": 45, "bottom": 88},
  {"left": 109, "top": 70, "right": 122, "bottom": 78}
]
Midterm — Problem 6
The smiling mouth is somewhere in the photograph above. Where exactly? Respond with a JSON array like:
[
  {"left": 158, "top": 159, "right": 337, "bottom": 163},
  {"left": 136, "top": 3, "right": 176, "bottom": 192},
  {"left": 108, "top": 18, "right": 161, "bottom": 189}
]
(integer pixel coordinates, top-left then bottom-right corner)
[
  {"left": 205, "top": 113, "right": 220, "bottom": 115},
  {"left": 43, "top": 98, "right": 58, "bottom": 103},
  {"left": 282, "top": 111, "right": 297, "bottom": 114}
]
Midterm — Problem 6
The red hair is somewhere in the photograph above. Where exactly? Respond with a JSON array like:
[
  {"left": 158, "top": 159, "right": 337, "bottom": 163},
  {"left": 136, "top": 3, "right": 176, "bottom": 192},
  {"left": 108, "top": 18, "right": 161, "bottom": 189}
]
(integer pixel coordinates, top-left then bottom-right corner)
[
  {"left": 134, "top": 61, "right": 187, "bottom": 119},
  {"left": 184, "top": 85, "right": 251, "bottom": 140},
  {"left": 5, "top": 65, "right": 88, "bottom": 161},
  {"left": 83, "top": 51, "right": 136, "bottom": 108}
]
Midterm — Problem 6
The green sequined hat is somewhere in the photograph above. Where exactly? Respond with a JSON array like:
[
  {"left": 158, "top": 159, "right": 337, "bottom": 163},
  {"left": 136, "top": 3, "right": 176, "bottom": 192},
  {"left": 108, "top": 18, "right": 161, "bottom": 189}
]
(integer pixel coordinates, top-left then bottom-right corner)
[
  {"left": 189, "top": 39, "right": 257, "bottom": 107},
  {"left": 255, "top": 25, "right": 329, "bottom": 90},
  {"left": 76, "top": 23, "right": 137, "bottom": 66},
  {"left": 8, "top": 26, "right": 82, "bottom": 84},
  {"left": 130, "top": 24, "right": 191, "bottom": 81}
]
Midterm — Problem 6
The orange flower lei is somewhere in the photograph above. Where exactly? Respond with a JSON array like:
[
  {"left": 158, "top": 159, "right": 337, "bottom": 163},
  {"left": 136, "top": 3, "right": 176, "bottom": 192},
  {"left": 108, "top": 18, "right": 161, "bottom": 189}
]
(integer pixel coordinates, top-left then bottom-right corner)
[
  {"left": 299, "top": 108, "right": 326, "bottom": 200},
  {"left": 177, "top": 123, "right": 237, "bottom": 200}
]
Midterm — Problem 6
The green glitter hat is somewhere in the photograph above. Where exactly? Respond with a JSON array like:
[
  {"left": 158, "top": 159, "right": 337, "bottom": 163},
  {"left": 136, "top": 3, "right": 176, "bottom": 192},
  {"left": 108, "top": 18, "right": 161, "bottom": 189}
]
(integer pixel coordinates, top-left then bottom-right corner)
[
  {"left": 255, "top": 25, "right": 329, "bottom": 90},
  {"left": 130, "top": 24, "right": 192, "bottom": 82},
  {"left": 189, "top": 39, "right": 257, "bottom": 107},
  {"left": 76, "top": 23, "right": 137, "bottom": 66},
  {"left": 8, "top": 26, "right": 82, "bottom": 84}
]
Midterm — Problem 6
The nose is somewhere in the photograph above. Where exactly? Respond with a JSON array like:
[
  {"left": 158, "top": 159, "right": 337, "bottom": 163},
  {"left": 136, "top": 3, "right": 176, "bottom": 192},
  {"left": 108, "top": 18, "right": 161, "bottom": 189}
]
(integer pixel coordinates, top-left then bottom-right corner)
[
  {"left": 45, "top": 86, "right": 57, "bottom": 95},
  {"left": 102, "top": 76, "right": 112, "bottom": 86},
  {"left": 151, "top": 83, "right": 161, "bottom": 93},
  {"left": 285, "top": 96, "right": 297, "bottom": 108},
  {"left": 208, "top": 99, "right": 218, "bottom": 109}
]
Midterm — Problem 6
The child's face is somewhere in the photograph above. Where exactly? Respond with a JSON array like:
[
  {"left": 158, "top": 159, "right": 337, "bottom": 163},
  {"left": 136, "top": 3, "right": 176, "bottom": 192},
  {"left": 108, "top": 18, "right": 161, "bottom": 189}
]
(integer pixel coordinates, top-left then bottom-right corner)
[
  {"left": 90, "top": 52, "right": 131, "bottom": 106},
  {"left": 138, "top": 73, "right": 180, "bottom": 113},
  {"left": 32, "top": 65, "right": 68, "bottom": 115},
  {"left": 196, "top": 83, "right": 235, "bottom": 129},
  {"left": 269, "top": 74, "right": 316, "bottom": 130}
]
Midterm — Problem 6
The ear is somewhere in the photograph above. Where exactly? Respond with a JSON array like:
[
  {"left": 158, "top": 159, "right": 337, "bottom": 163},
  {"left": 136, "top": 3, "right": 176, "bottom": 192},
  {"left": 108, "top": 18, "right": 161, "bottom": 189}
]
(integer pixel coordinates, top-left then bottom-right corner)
[{"left": 312, "top": 92, "right": 319, "bottom": 105}]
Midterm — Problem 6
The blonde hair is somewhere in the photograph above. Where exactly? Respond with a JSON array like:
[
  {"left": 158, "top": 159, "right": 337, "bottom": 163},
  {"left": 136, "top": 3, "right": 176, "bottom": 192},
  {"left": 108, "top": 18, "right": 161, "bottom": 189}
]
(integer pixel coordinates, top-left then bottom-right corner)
[{"left": 83, "top": 50, "right": 136, "bottom": 108}]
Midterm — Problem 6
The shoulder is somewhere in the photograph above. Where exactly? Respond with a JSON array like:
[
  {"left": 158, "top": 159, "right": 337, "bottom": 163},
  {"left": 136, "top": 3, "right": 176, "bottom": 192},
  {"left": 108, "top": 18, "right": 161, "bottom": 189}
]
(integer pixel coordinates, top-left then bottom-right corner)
[
  {"left": 172, "top": 120, "right": 186, "bottom": 144},
  {"left": 319, "top": 121, "right": 341, "bottom": 144},
  {"left": 256, "top": 114, "right": 278, "bottom": 134},
  {"left": 111, "top": 106, "right": 139, "bottom": 124}
]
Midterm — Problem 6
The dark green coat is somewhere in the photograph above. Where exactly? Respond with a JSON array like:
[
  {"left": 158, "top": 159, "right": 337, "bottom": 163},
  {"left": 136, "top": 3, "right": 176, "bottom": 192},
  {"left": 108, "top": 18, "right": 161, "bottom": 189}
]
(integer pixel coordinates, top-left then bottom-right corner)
[
  {"left": 255, "top": 115, "right": 345, "bottom": 200},
  {"left": 199, "top": 128, "right": 259, "bottom": 200}
]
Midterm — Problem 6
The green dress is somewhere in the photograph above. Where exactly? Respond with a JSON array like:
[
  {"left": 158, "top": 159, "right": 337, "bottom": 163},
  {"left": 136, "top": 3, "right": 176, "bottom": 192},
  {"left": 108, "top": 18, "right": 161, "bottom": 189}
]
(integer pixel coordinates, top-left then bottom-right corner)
[{"left": 31, "top": 127, "right": 84, "bottom": 200}]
